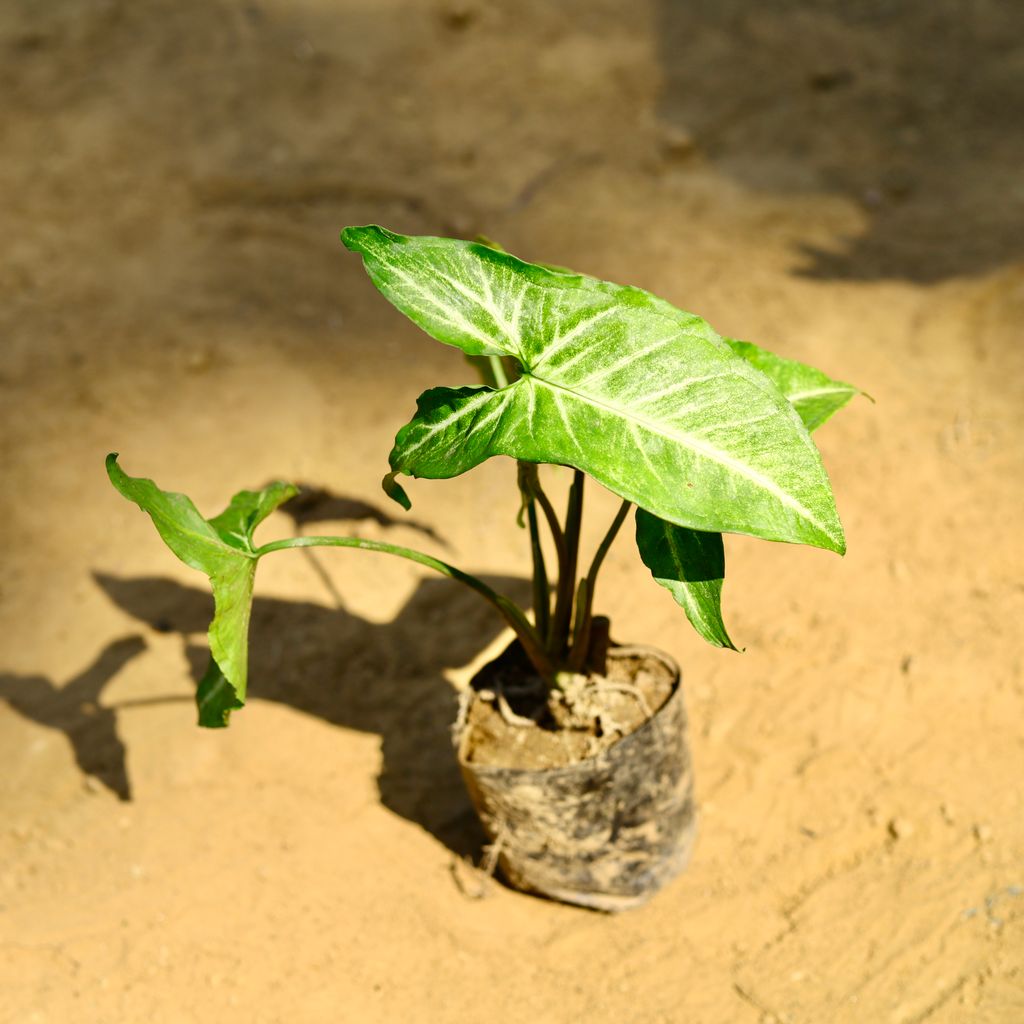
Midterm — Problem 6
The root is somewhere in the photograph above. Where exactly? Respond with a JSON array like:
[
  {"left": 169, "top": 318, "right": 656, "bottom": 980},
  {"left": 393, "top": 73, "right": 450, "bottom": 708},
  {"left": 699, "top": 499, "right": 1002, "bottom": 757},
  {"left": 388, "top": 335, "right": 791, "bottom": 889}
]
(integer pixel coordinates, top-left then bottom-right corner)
[
  {"left": 592, "top": 680, "right": 654, "bottom": 721},
  {"left": 476, "top": 683, "right": 541, "bottom": 728},
  {"left": 449, "top": 824, "right": 507, "bottom": 901}
]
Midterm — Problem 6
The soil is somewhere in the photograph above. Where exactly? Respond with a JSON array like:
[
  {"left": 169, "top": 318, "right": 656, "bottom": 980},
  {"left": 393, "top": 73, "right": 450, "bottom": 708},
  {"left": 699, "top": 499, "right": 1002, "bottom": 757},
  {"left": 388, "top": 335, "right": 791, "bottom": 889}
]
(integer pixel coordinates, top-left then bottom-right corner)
[
  {"left": 461, "top": 643, "right": 677, "bottom": 770},
  {"left": 2, "top": 1, "right": 1023, "bottom": 1022}
]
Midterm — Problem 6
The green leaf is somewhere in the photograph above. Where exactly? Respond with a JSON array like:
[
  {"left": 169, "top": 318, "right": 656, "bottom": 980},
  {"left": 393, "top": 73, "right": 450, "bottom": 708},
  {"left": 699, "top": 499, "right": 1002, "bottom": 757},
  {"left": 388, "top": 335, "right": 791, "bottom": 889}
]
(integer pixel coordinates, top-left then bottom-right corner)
[
  {"left": 196, "top": 656, "right": 243, "bottom": 729},
  {"left": 725, "top": 338, "right": 862, "bottom": 432},
  {"left": 106, "top": 454, "right": 297, "bottom": 726},
  {"left": 208, "top": 481, "right": 302, "bottom": 553},
  {"left": 343, "top": 225, "right": 844, "bottom": 554},
  {"left": 636, "top": 345, "right": 861, "bottom": 648},
  {"left": 635, "top": 510, "right": 736, "bottom": 649}
]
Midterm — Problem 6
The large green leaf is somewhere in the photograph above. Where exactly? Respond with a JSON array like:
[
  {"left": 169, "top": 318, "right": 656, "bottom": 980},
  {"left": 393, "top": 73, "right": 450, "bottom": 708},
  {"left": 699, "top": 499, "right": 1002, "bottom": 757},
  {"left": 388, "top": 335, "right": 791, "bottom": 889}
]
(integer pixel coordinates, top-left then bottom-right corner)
[
  {"left": 106, "top": 454, "right": 297, "bottom": 726},
  {"left": 343, "top": 225, "right": 844, "bottom": 554},
  {"left": 637, "top": 346, "right": 861, "bottom": 647}
]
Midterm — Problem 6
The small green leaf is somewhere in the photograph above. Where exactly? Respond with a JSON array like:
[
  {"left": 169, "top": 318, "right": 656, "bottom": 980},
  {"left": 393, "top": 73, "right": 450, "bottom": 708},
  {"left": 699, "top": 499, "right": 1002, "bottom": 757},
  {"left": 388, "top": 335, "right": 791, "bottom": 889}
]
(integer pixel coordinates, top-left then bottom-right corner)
[
  {"left": 209, "top": 482, "right": 302, "bottom": 553},
  {"left": 345, "top": 225, "right": 845, "bottom": 554},
  {"left": 382, "top": 470, "right": 412, "bottom": 511},
  {"left": 635, "top": 510, "right": 736, "bottom": 650},
  {"left": 106, "top": 454, "right": 296, "bottom": 726}
]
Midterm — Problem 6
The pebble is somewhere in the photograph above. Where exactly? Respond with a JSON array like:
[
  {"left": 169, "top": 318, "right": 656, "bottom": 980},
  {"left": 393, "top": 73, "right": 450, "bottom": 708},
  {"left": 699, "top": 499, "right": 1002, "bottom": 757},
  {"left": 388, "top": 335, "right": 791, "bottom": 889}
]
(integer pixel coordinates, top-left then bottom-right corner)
[
  {"left": 888, "top": 817, "right": 914, "bottom": 840},
  {"left": 973, "top": 823, "right": 994, "bottom": 844},
  {"left": 660, "top": 125, "right": 697, "bottom": 161}
]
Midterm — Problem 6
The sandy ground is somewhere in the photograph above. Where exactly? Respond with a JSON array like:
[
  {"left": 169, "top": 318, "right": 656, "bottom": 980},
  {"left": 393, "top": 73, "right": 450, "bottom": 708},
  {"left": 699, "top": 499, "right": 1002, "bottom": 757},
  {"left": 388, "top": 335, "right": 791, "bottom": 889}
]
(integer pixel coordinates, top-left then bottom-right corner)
[{"left": 2, "top": 1, "right": 1023, "bottom": 1021}]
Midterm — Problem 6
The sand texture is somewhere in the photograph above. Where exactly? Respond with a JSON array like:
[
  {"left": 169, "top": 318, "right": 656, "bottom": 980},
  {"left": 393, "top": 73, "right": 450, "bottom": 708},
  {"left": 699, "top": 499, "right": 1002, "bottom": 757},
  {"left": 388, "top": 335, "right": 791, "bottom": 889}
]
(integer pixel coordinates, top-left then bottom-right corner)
[{"left": 1, "top": 1, "right": 1023, "bottom": 1021}]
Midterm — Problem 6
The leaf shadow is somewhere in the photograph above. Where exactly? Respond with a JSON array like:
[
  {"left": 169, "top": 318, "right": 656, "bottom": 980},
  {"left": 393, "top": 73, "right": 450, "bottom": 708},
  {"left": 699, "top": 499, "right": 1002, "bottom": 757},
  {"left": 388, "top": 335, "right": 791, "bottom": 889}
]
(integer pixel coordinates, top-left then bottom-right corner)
[
  {"left": 0, "top": 635, "right": 149, "bottom": 801},
  {"left": 279, "top": 484, "right": 443, "bottom": 545},
  {"left": 90, "top": 569, "right": 531, "bottom": 856}
]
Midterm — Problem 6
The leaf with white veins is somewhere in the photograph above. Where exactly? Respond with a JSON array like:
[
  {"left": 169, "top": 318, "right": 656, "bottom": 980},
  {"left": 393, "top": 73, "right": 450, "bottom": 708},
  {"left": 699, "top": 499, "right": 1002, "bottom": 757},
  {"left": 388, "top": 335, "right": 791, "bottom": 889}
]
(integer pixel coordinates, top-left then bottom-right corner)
[
  {"left": 106, "top": 454, "right": 297, "bottom": 726},
  {"left": 637, "top": 346, "right": 862, "bottom": 647},
  {"left": 343, "top": 225, "right": 845, "bottom": 553}
]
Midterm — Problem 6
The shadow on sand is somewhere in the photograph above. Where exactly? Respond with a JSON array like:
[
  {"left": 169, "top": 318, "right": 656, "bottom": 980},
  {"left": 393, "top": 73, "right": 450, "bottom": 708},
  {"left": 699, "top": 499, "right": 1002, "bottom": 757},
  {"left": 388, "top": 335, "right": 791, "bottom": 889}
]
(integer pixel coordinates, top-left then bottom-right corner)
[
  {"left": 2, "top": 550, "right": 529, "bottom": 857},
  {"left": 655, "top": 0, "right": 1024, "bottom": 281}
]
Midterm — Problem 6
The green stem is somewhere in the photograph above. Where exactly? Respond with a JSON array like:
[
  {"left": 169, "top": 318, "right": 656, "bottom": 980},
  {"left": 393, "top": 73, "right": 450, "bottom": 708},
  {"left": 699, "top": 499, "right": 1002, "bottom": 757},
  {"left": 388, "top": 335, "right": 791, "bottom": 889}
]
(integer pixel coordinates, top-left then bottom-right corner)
[
  {"left": 488, "top": 354, "right": 509, "bottom": 389},
  {"left": 568, "top": 499, "right": 631, "bottom": 672},
  {"left": 548, "top": 469, "right": 585, "bottom": 655},
  {"left": 533, "top": 477, "right": 567, "bottom": 571},
  {"left": 256, "top": 535, "right": 554, "bottom": 680},
  {"left": 527, "top": 500, "right": 550, "bottom": 639},
  {"left": 568, "top": 577, "right": 590, "bottom": 671}
]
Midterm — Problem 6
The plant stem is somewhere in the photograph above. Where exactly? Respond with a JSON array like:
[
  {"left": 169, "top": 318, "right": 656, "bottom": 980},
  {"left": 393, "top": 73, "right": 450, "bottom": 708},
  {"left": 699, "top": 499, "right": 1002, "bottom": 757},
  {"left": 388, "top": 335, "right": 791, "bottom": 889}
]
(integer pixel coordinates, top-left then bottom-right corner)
[
  {"left": 532, "top": 477, "right": 567, "bottom": 570},
  {"left": 568, "top": 499, "right": 631, "bottom": 672},
  {"left": 585, "top": 499, "right": 631, "bottom": 596},
  {"left": 568, "top": 577, "right": 590, "bottom": 670},
  {"left": 527, "top": 500, "right": 550, "bottom": 639},
  {"left": 548, "top": 469, "right": 584, "bottom": 655},
  {"left": 488, "top": 354, "right": 509, "bottom": 389},
  {"left": 255, "top": 534, "right": 555, "bottom": 680}
]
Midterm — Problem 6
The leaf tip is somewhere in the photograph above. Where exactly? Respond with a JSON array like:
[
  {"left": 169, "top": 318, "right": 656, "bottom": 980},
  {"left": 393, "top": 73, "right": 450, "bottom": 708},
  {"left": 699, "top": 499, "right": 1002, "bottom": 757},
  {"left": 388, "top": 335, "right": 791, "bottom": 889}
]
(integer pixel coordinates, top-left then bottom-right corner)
[
  {"left": 825, "top": 521, "right": 847, "bottom": 557},
  {"left": 382, "top": 471, "right": 412, "bottom": 511},
  {"left": 340, "top": 224, "right": 398, "bottom": 256},
  {"left": 196, "top": 656, "right": 244, "bottom": 729}
]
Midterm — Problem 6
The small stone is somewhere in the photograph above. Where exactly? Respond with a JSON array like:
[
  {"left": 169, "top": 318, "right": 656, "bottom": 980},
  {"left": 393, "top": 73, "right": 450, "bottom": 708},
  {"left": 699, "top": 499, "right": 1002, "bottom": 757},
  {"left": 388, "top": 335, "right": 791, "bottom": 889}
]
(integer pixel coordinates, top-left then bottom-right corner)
[
  {"left": 940, "top": 803, "right": 956, "bottom": 825},
  {"left": 888, "top": 817, "right": 914, "bottom": 840},
  {"left": 974, "top": 823, "right": 994, "bottom": 844},
  {"left": 660, "top": 125, "right": 697, "bottom": 161}
]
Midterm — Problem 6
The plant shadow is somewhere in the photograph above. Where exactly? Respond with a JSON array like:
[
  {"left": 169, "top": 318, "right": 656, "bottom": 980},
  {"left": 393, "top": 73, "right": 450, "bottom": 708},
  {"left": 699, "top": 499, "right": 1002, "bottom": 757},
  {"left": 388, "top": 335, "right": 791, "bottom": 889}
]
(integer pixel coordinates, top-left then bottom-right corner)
[
  {"left": 90, "top": 569, "right": 529, "bottom": 857},
  {"left": 0, "top": 635, "right": 149, "bottom": 801},
  {"left": 280, "top": 484, "right": 444, "bottom": 544}
]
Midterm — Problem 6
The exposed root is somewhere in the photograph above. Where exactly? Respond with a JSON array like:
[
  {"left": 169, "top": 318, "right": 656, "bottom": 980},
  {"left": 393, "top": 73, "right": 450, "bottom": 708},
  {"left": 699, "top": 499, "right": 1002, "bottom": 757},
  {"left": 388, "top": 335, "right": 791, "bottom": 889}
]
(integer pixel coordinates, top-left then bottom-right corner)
[
  {"left": 475, "top": 683, "right": 543, "bottom": 729},
  {"left": 449, "top": 824, "right": 508, "bottom": 901},
  {"left": 594, "top": 681, "right": 655, "bottom": 721}
]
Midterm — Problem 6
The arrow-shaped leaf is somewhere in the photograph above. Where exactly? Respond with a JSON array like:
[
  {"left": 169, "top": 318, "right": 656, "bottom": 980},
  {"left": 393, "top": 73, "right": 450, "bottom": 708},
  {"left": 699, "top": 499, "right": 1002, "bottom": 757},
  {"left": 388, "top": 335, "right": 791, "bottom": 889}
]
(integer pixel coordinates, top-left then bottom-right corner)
[
  {"left": 636, "top": 346, "right": 862, "bottom": 648},
  {"left": 106, "top": 454, "right": 297, "bottom": 726},
  {"left": 343, "top": 225, "right": 845, "bottom": 554}
]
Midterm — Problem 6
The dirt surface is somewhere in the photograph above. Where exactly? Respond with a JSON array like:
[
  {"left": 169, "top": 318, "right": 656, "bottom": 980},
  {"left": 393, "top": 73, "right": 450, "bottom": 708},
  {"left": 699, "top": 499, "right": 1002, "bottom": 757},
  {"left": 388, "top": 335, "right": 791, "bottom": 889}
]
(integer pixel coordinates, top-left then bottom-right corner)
[
  {"left": 462, "top": 644, "right": 677, "bottom": 770},
  {"left": 2, "top": 1, "right": 1023, "bottom": 1021}
]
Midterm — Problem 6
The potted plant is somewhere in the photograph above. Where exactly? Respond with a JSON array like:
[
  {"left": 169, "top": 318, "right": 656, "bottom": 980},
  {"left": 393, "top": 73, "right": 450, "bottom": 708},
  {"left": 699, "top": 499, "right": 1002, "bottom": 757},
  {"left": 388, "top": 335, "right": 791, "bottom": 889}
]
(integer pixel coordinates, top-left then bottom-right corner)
[{"left": 107, "top": 225, "right": 860, "bottom": 910}]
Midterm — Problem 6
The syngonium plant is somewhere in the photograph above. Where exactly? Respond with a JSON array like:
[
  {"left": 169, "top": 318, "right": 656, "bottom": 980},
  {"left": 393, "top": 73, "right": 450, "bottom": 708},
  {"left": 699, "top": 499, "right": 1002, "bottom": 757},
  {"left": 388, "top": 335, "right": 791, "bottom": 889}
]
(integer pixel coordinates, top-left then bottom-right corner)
[{"left": 107, "top": 226, "right": 862, "bottom": 727}]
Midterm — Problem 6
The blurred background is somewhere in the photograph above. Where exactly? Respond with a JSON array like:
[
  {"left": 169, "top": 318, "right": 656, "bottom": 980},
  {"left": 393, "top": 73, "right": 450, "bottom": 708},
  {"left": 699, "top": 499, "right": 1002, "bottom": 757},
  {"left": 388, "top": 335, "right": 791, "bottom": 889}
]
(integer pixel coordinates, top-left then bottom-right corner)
[{"left": 1, "top": 1, "right": 1022, "bottom": 1021}]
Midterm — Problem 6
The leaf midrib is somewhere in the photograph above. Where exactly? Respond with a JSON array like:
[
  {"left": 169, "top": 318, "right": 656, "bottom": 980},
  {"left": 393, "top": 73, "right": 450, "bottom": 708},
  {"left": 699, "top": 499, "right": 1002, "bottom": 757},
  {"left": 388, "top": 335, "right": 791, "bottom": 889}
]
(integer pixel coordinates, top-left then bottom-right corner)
[{"left": 150, "top": 503, "right": 256, "bottom": 562}]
